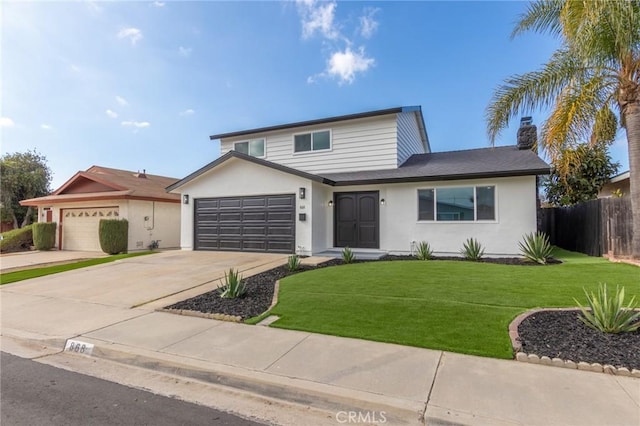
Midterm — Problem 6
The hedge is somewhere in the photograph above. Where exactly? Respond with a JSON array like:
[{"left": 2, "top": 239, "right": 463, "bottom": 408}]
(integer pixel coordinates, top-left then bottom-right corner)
[
  {"left": 33, "top": 222, "right": 57, "bottom": 250},
  {"left": 98, "top": 219, "right": 128, "bottom": 254},
  {"left": 0, "top": 225, "right": 34, "bottom": 253}
]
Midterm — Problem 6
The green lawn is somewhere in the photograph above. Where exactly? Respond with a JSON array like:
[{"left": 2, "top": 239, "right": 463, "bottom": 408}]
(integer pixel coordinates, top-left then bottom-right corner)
[
  {"left": 269, "top": 249, "right": 640, "bottom": 359},
  {"left": 0, "top": 252, "right": 154, "bottom": 285}
]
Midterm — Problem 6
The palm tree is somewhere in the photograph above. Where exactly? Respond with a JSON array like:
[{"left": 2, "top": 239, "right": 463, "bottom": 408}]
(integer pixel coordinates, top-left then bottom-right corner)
[{"left": 486, "top": 0, "right": 640, "bottom": 258}]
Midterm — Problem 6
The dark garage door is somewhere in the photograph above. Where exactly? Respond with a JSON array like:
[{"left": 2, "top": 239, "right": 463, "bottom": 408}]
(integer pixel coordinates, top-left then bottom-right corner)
[{"left": 194, "top": 194, "right": 295, "bottom": 253}]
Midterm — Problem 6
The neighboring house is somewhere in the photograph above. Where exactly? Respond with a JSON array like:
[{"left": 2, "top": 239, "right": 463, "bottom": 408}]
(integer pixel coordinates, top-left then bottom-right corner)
[
  {"left": 21, "top": 166, "right": 181, "bottom": 252},
  {"left": 598, "top": 171, "right": 630, "bottom": 198},
  {"left": 168, "top": 106, "right": 550, "bottom": 256}
]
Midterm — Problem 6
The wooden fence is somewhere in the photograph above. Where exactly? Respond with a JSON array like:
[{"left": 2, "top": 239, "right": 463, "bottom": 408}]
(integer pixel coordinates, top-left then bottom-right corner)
[{"left": 538, "top": 197, "right": 633, "bottom": 257}]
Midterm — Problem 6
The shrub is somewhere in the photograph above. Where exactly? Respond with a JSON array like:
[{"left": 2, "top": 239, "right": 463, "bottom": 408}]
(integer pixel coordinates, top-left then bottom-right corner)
[
  {"left": 575, "top": 283, "right": 640, "bottom": 333},
  {"left": 98, "top": 219, "right": 128, "bottom": 254},
  {"left": 287, "top": 254, "right": 301, "bottom": 271},
  {"left": 32, "top": 222, "right": 57, "bottom": 250},
  {"left": 218, "top": 268, "right": 246, "bottom": 299},
  {"left": 415, "top": 241, "right": 433, "bottom": 260},
  {"left": 342, "top": 246, "right": 355, "bottom": 264},
  {"left": 461, "top": 238, "right": 485, "bottom": 261},
  {"left": 519, "top": 232, "right": 553, "bottom": 264},
  {"left": 0, "top": 225, "right": 33, "bottom": 253}
]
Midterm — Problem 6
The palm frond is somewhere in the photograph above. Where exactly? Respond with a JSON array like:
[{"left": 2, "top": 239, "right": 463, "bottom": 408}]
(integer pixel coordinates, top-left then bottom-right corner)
[
  {"left": 540, "top": 70, "right": 615, "bottom": 163},
  {"left": 511, "top": 0, "right": 564, "bottom": 39},
  {"left": 486, "top": 49, "right": 580, "bottom": 143}
]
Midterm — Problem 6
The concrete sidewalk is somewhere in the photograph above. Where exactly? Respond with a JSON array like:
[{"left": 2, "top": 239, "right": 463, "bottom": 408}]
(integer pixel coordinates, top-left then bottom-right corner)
[
  {"left": 1, "top": 250, "right": 638, "bottom": 425},
  {"left": 2, "top": 309, "right": 638, "bottom": 425}
]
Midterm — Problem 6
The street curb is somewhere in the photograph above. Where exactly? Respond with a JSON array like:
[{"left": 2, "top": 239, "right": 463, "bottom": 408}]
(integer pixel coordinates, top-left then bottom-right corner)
[
  {"left": 509, "top": 308, "right": 640, "bottom": 378},
  {"left": 82, "top": 341, "right": 425, "bottom": 425}
]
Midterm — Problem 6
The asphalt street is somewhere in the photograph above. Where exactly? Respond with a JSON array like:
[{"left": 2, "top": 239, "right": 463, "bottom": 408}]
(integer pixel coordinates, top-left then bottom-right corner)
[{"left": 0, "top": 352, "right": 264, "bottom": 426}]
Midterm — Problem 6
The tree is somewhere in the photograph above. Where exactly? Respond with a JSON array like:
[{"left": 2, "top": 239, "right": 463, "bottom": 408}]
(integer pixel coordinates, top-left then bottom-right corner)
[
  {"left": 0, "top": 150, "right": 52, "bottom": 228},
  {"left": 486, "top": 1, "right": 640, "bottom": 258},
  {"left": 544, "top": 143, "right": 620, "bottom": 206}
]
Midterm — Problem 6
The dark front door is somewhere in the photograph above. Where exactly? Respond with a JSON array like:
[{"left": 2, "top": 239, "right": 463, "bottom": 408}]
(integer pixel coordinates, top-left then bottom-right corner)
[{"left": 334, "top": 191, "right": 379, "bottom": 249}]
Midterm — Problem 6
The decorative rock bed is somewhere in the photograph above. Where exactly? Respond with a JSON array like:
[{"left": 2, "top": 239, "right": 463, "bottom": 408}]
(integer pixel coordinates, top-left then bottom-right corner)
[{"left": 510, "top": 308, "right": 640, "bottom": 377}]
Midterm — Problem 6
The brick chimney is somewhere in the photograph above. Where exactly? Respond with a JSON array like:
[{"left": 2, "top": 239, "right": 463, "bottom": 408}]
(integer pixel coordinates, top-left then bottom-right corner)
[{"left": 517, "top": 117, "right": 537, "bottom": 151}]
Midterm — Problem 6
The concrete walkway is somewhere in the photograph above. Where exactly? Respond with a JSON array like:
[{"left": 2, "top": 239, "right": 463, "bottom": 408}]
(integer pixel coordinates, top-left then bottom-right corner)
[{"left": 1, "top": 252, "right": 638, "bottom": 425}]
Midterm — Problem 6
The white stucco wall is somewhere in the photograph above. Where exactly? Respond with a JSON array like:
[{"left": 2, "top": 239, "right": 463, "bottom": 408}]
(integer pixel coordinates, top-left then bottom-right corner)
[
  {"left": 331, "top": 175, "right": 537, "bottom": 256},
  {"left": 37, "top": 199, "right": 180, "bottom": 252},
  {"left": 175, "top": 158, "right": 315, "bottom": 255},
  {"left": 125, "top": 200, "right": 180, "bottom": 250}
]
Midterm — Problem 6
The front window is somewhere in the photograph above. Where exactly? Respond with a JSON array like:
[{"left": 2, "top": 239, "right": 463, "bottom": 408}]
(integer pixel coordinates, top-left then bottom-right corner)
[
  {"left": 418, "top": 186, "right": 496, "bottom": 221},
  {"left": 294, "top": 130, "right": 331, "bottom": 153},
  {"left": 234, "top": 138, "right": 265, "bottom": 157}
]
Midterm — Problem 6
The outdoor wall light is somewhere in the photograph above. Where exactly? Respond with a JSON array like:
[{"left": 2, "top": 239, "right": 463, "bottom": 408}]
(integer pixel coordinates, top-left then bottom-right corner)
[
  {"left": 328, "top": 200, "right": 334, "bottom": 207},
  {"left": 380, "top": 198, "right": 386, "bottom": 205},
  {"left": 183, "top": 194, "right": 189, "bottom": 204},
  {"left": 299, "top": 187, "right": 306, "bottom": 199}
]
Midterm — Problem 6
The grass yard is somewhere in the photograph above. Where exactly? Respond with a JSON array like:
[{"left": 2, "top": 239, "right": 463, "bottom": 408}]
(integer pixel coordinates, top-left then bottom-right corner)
[
  {"left": 270, "top": 249, "right": 640, "bottom": 359},
  {"left": 0, "top": 251, "right": 154, "bottom": 285}
]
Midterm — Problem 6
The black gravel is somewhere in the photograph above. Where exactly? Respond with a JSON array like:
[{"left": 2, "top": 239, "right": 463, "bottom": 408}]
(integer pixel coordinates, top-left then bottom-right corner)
[
  {"left": 518, "top": 310, "right": 640, "bottom": 370},
  {"left": 166, "top": 260, "right": 342, "bottom": 320}
]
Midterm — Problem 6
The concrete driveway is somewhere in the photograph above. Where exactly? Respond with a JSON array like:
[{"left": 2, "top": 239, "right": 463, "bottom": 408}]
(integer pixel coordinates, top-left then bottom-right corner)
[
  {"left": 0, "top": 250, "right": 287, "bottom": 340},
  {"left": 0, "top": 250, "right": 107, "bottom": 273}
]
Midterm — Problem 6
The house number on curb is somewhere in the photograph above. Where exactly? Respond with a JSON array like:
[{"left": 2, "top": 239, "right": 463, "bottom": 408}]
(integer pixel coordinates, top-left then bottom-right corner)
[{"left": 64, "top": 339, "right": 94, "bottom": 356}]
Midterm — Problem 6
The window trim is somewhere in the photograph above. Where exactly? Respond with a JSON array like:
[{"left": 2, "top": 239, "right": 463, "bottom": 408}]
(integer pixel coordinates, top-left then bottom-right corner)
[
  {"left": 233, "top": 138, "right": 266, "bottom": 158},
  {"left": 417, "top": 185, "right": 498, "bottom": 223},
  {"left": 292, "top": 129, "right": 332, "bottom": 154}
]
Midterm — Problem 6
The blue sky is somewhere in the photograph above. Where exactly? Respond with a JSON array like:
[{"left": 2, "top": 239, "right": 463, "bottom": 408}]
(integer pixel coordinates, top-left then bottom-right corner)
[{"left": 2, "top": 1, "right": 630, "bottom": 189}]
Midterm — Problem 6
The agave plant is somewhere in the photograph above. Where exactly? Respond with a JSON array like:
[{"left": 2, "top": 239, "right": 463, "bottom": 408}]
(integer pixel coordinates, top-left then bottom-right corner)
[
  {"left": 415, "top": 241, "right": 433, "bottom": 260},
  {"left": 287, "top": 254, "right": 301, "bottom": 272},
  {"left": 519, "top": 232, "right": 553, "bottom": 264},
  {"left": 342, "top": 246, "right": 355, "bottom": 264},
  {"left": 461, "top": 238, "right": 485, "bottom": 261},
  {"left": 575, "top": 283, "right": 640, "bottom": 334},
  {"left": 218, "top": 268, "right": 246, "bottom": 299}
]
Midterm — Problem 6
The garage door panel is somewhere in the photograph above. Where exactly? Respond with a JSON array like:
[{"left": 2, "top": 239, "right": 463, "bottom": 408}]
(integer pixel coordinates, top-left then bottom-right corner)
[
  {"left": 219, "top": 199, "right": 242, "bottom": 209},
  {"left": 62, "top": 207, "right": 119, "bottom": 251},
  {"left": 194, "top": 195, "right": 295, "bottom": 253},
  {"left": 242, "top": 211, "right": 267, "bottom": 221},
  {"left": 268, "top": 211, "right": 295, "bottom": 222}
]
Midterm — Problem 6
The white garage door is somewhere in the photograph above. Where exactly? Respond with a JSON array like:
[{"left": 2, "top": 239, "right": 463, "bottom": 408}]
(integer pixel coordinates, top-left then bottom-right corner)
[{"left": 62, "top": 207, "right": 120, "bottom": 251}]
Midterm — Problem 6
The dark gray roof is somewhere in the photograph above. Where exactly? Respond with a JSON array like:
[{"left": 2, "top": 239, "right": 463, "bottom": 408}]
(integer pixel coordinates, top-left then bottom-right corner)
[
  {"left": 167, "top": 146, "right": 550, "bottom": 192},
  {"left": 209, "top": 106, "right": 423, "bottom": 140},
  {"left": 322, "top": 146, "right": 550, "bottom": 186}
]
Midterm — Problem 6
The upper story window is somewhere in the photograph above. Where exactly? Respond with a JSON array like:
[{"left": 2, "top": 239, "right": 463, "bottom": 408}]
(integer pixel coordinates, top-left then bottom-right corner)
[
  {"left": 234, "top": 138, "right": 265, "bottom": 158},
  {"left": 294, "top": 130, "right": 331, "bottom": 153},
  {"left": 418, "top": 186, "right": 496, "bottom": 222}
]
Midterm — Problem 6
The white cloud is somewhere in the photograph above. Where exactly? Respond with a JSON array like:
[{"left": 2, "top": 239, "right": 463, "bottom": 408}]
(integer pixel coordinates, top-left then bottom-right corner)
[
  {"left": 151, "top": 1, "right": 165, "bottom": 7},
  {"left": 179, "top": 109, "right": 195, "bottom": 116},
  {"left": 121, "top": 121, "right": 150, "bottom": 128},
  {"left": 117, "top": 27, "right": 143, "bottom": 45},
  {"left": 115, "top": 96, "right": 129, "bottom": 106},
  {"left": 297, "top": 1, "right": 379, "bottom": 85},
  {"left": 178, "top": 46, "right": 192, "bottom": 57},
  {"left": 40, "top": 124, "right": 53, "bottom": 130},
  {"left": 106, "top": 109, "right": 118, "bottom": 119},
  {"left": 70, "top": 64, "right": 81, "bottom": 73},
  {"left": 297, "top": 0, "right": 339, "bottom": 40},
  {"left": 359, "top": 8, "right": 379, "bottom": 39},
  {"left": 0, "top": 117, "right": 15, "bottom": 127},
  {"left": 326, "top": 47, "right": 375, "bottom": 84}
]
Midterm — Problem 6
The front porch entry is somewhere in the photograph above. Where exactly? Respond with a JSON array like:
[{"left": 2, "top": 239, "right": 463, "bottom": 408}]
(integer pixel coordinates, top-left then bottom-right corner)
[{"left": 334, "top": 191, "right": 379, "bottom": 249}]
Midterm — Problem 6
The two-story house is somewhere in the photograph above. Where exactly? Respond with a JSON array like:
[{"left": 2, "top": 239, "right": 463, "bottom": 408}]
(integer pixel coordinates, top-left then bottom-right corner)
[{"left": 167, "top": 106, "right": 550, "bottom": 256}]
